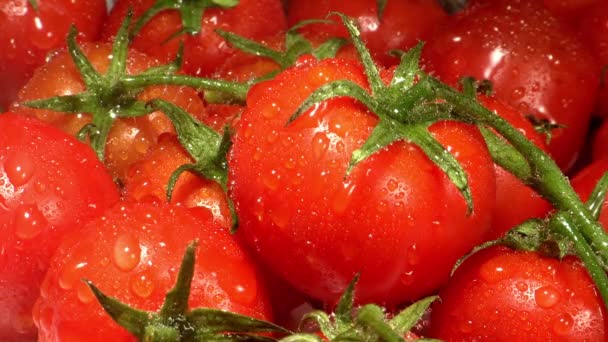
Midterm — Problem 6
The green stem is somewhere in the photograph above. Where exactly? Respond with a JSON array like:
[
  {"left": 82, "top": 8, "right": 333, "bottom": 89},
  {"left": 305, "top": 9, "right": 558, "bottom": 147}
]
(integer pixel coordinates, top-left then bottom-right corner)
[
  {"left": 122, "top": 75, "right": 249, "bottom": 104},
  {"left": 90, "top": 111, "right": 114, "bottom": 161}
]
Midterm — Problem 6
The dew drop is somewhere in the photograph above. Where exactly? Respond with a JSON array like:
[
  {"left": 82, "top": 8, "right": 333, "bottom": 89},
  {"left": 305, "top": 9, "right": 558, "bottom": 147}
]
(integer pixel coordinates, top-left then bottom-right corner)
[
  {"left": 131, "top": 272, "right": 155, "bottom": 298},
  {"left": 553, "top": 313, "right": 574, "bottom": 335},
  {"left": 400, "top": 271, "right": 415, "bottom": 286},
  {"left": 133, "top": 133, "right": 151, "bottom": 155},
  {"left": 511, "top": 87, "right": 526, "bottom": 100},
  {"left": 459, "top": 319, "right": 474, "bottom": 333},
  {"left": 5, "top": 152, "right": 35, "bottom": 187},
  {"left": 331, "top": 181, "right": 356, "bottom": 215},
  {"left": 76, "top": 281, "right": 94, "bottom": 304},
  {"left": 261, "top": 169, "right": 280, "bottom": 191},
  {"left": 407, "top": 244, "right": 420, "bottom": 266},
  {"left": 269, "top": 208, "right": 290, "bottom": 228},
  {"left": 479, "top": 261, "right": 505, "bottom": 284},
  {"left": 113, "top": 233, "right": 142, "bottom": 272},
  {"left": 253, "top": 197, "right": 265, "bottom": 222},
  {"left": 59, "top": 261, "right": 88, "bottom": 290},
  {"left": 312, "top": 132, "right": 330, "bottom": 159},
  {"left": 535, "top": 286, "right": 560, "bottom": 308},
  {"left": 14, "top": 204, "right": 47, "bottom": 239},
  {"left": 516, "top": 281, "right": 528, "bottom": 292}
]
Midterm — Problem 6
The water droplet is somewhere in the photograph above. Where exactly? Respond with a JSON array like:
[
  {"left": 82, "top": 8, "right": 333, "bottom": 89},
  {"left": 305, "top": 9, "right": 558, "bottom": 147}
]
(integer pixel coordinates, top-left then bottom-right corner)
[
  {"left": 5, "top": 151, "right": 35, "bottom": 187},
  {"left": 511, "top": 87, "right": 526, "bottom": 100},
  {"left": 386, "top": 179, "right": 398, "bottom": 192},
  {"left": 479, "top": 261, "right": 505, "bottom": 284},
  {"left": 407, "top": 245, "right": 420, "bottom": 266},
  {"left": 516, "top": 281, "right": 528, "bottom": 292},
  {"left": 535, "top": 286, "right": 560, "bottom": 308},
  {"left": 331, "top": 181, "right": 356, "bottom": 214},
  {"left": 312, "top": 132, "right": 330, "bottom": 159},
  {"left": 14, "top": 204, "right": 47, "bottom": 239},
  {"left": 400, "top": 271, "right": 415, "bottom": 286},
  {"left": 459, "top": 319, "right": 474, "bottom": 333},
  {"left": 113, "top": 233, "right": 141, "bottom": 272},
  {"left": 131, "top": 272, "right": 155, "bottom": 298},
  {"left": 261, "top": 169, "right": 280, "bottom": 191},
  {"left": 100, "top": 257, "right": 110, "bottom": 267},
  {"left": 553, "top": 313, "right": 573, "bottom": 335},
  {"left": 253, "top": 197, "right": 264, "bottom": 222},
  {"left": 133, "top": 133, "right": 151, "bottom": 155},
  {"left": 269, "top": 207, "right": 290, "bottom": 228},
  {"left": 59, "top": 261, "right": 88, "bottom": 290},
  {"left": 76, "top": 281, "right": 94, "bottom": 304}
]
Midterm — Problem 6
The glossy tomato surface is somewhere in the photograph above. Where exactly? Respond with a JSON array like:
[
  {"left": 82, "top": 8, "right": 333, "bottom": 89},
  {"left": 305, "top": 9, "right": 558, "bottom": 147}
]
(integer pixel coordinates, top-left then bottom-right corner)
[
  {"left": 0, "top": 0, "right": 106, "bottom": 109},
  {"left": 423, "top": 0, "right": 600, "bottom": 171},
  {"left": 430, "top": 247, "right": 607, "bottom": 341},
  {"left": 0, "top": 114, "right": 119, "bottom": 341},
  {"left": 102, "top": 0, "right": 287, "bottom": 77},
  {"left": 34, "top": 201, "right": 272, "bottom": 341},
  {"left": 229, "top": 56, "right": 496, "bottom": 306}
]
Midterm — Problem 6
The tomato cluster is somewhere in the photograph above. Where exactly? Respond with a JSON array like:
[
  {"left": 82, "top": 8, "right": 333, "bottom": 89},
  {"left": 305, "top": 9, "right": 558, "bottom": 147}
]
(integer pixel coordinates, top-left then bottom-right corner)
[{"left": 1, "top": 0, "right": 608, "bottom": 341}]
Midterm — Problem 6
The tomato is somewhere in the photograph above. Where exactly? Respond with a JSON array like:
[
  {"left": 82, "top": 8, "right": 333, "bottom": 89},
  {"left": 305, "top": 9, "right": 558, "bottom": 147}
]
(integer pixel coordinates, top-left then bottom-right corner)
[
  {"left": 286, "top": 0, "right": 447, "bottom": 67},
  {"left": 102, "top": 0, "right": 287, "bottom": 77},
  {"left": 542, "top": 0, "right": 602, "bottom": 22},
  {"left": 33, "top": 200, "right": 272, "bottom": 341},
  {"left": 0, "top": 0, "right": 106, "bottom": 110},
  {"left": 478, "top": 95, "right": 551, "bottom": 240},
  {"left": 124, "top": 133, "right": 232, "bottom": 228},
  {"left": 11, "top": 42, "right": 208, "bottom": 181},
  {"left": 422, "top": 0, "right": 600, "bottom": 171},
  {"left": 228, "top": 56, "right": 496, "bottom": 306},
  {"left": 429, "top": 246, "right": 607, "bottom": 341},
  {"left": 578, "top": 1, "right": 608, "bottom": 117},
  {"left": 592, "top": 121, "right": 608, "bottom": 162},
  {"left": 0, "top": 113, "right": 119, "bottom": 341}
]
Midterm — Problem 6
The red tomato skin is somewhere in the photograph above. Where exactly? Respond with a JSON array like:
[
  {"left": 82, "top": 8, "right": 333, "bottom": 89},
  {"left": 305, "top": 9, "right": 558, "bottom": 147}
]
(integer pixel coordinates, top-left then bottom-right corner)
[
  {"left": 478, "top": 96, "right": 552, "bottom": 240},
  {"left": 542, "top": 0, "right": 602, "bottom": 22},
  {"left": 422, "top": 0, "right": 600, "bottom": 171},
  {"left": 124, "top": 133, "right": 232, "bottom": 228},
  {"left": 10, "top": 42, "right": 208, "bottom": 181},
  {"left": 34, "top": 201, "right": 272, "bottom": 342},
  {"left": 429, "top": 247, "right": 607, "bottom": 341},
  {"left": 286, "top": 0, "right": 447, "bottom": 67},
  {"left": 592, "top": 121, "right": 608, "bottom": 162},
  {"left": 102, "top": 0, "right": 287, "bottom": 77},
  {"left": 228, "top": 56, "right": 496, "bottom": 306},
  {"left": 0, "top": 113, "right": 119, "bottom": 341},
  {"left": 0, "top": 0, "right": 106, "bottom": 110},
  {"left": 579, "top": 2, "right": 608, "bottom": 117}
]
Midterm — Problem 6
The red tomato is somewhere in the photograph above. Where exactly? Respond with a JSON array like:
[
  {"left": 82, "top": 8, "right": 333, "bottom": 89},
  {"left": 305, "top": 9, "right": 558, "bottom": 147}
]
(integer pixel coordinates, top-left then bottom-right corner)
[
  {"left": 286, "top": 0, "right": 447, "bottom": 67},
  {"left": 422, "top": 0, "right": 600, "bottom": 171},
  {"left": 542, "top": 0, "right": 602, "bottom": 22},
  {"left": 33, "top": 201, "right": 272, "bottom": 341},
  {"left": 0, "top": 113, "right": 119, "bottom": 341},
  {"left": 228, "top": 56, "right": 496, "bottom": 306},
  {"left": 571, "top": 158, "right": 608, "bottom": 229},
  {"left": 11, "top": 42, "right": 208, "bottom": 181},
  {"left": 592, "top": 121, "right": 608, "bottom": 162},
  {"left": 0, "top": 0, "right": 106, "bottom": 109},
  {"left": 102, "top": 0, "right": 287, "bottom": 77},
  {"left": 124, "top": 133, "right": 232, "bottom": 228},
  {"left": 579, "top": 2, "right": 608, "bottom": 117},
  {"left": 478, "top": 95, "right": 552, "bottom": 240},
  {"left": 429, "top": 246, "right": 607, "bottom": 341}
]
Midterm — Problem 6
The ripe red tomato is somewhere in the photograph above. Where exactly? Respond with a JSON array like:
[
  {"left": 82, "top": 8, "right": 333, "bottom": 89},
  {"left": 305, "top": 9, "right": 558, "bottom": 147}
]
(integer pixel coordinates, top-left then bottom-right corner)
[
  {"left": 33, "top": 200, "right": 272, "bottom": 341},
  {"left": 478, "top": 95, "right": 551, "bottom": 240},
  {"left": 422, "top": 0, "right": 600, "bottom": 171},
  {"left": 0, "top": 113, "right": 119, "bottom": 341},
  {"left": 11, "top": 42, "right": 208, "bottom": 181},
  {"left": 124, "top": 133, "right": 232, "bottom": 228},
  {"left": 592, "top": 121, "right": 608, "bottom": 162},
  {"left": 429, "top": 246, "right": 607, "bottom": 341},
  {"left": 0, "top": 0, "right": 107, "bottom": 109},
  {"left": 228, "top": 56, "right": 496, "bottom": 306},
  {"left": 542, "top": 0, "right": 602, "bottom": 22},
  {"left": 102, "top": 0, "right": 287, "bottom": 77},
  {"left": 286, "top": 0, "right": 447, "bottom": 67},
  {"left": 578, "top": 1, "right": 608, "bottom": 117}
]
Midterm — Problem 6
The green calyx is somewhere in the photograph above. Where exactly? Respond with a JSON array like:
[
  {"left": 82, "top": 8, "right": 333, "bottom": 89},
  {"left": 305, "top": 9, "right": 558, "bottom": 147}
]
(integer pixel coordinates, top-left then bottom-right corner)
[
  {"left": 289, "top": 13, "right": 474, "bottom": 214},
  {"left": 131, "top": 0, "right": 239, "bottom": 38},
  {"left": 289, "top": 275, "right": 439, "bottom": 342},
  {"left": 27, "top": 0, "right": 38, "bottom": 11},
  {"left": 22, "top": 14, "right": 249, "bottom": 162},
  {"left": 86, "top": 241, "right": 288, "bottom": 342},
  {"left": 146, "top": 99, "right": 238, "bottom": 231},
  {"left": 216, "top": 19, "right": 350, "bottom": 79},
  {"left": 525, "top": 115, "right": 565, "bottom": 145}
]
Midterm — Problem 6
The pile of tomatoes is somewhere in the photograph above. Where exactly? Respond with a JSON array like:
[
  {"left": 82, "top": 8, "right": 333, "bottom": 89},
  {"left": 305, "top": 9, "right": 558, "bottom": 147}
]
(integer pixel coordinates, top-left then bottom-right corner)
[{"left": 2, "top": 0, "right": 608, "bottom": 341}]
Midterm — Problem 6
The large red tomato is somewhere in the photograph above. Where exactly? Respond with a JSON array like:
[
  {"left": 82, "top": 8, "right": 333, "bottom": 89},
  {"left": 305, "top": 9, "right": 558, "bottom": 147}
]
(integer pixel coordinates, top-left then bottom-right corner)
[
  {"left": 423, "top": 0, "right": 600, "bottom": 171},
  {"left": 0, "top": 0, "right": 106, "bottom": 109},
  {"left": 228, "top": 56, "right": 496, "bottom": 307},
  {"left": 0, "top": 113, "right": 119, "bottom": 341}
]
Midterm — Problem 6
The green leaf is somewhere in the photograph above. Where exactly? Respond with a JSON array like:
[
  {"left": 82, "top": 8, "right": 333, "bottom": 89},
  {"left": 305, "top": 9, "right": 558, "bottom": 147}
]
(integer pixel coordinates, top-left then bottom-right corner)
[
  {"left": 279, "top": 334, "right": 324, "bottom": 342},
  {"left": 333, "top": 13, "right": 384, "bottom": 96},
  {"left": 288, "top": 80, "right": 378, "bottom": 124},
  {"left": 334, "top": 275, "right": 359, "bottom": 331},
  {"left": 377, "top": 0, "right": 388, "bottom": 21},
  {"left": 27, "top": 0, "right": 38, "bottom": 11},
  {"left": 389, "top": 296, "right": 438, "bottom": 334},
  {"left": 22, "top": 93, "right": 96, "bottom": 114},
  {"left": 216, "top": 29, "right": 285, "bottom": 64},
  {"left": 107, "top": 11, "right": 131, "bottom": 83},
  {"left": 586, "top": 172, "right": 608, "bottom": 221},
  {"left": 66, "top": 26, "right": 102, "bottom": 88},
  {"left": 479, "top": 126, "right": 533, "bottom": 183},
  {"left": 300, "top": 311, "right": 335, "bottom": 340},
  {"left": 212, "top": 0, "right": 239, "bottom": 6},
  {"left": 402, "top": 123, "right": 474, "bottom": 214},
  {"left": 312, "top": 38, "right": 350, "bottom": 60},
  {"left": 390, "top": 42, "right": 423, "bottom": 89},
  {"left": 159, "top": 241, "right": 198, "bottom": 317},
  {"left": 348, "top": 120, "right": 401, "bottom": 174},
  {"left": 354, "top": 305, "right": 402, "bottom": 342},
  {"left": 85, "top": 280, "right": 152, "bottom": 339},
  {"left": 187, "top": 308, "right": 289, "bottom": 335}
]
